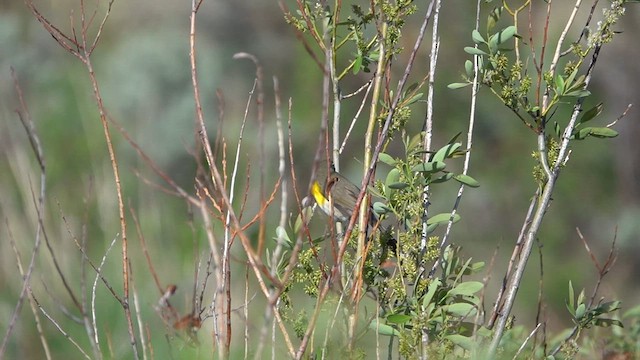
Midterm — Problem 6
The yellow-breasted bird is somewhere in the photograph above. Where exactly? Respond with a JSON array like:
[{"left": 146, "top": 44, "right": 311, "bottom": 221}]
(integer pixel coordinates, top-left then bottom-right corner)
[
  {"left": 311, "top": 162, "right": 395, "bottom": 250},
  {"left": 312, "top": 163, "right": 360, "bottom": 223}
]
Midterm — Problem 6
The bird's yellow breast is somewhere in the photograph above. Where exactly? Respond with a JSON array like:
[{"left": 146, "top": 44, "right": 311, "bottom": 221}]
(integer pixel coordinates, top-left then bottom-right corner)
[{"left": 311, "top": 181, "right": 327, "bottom": 207}]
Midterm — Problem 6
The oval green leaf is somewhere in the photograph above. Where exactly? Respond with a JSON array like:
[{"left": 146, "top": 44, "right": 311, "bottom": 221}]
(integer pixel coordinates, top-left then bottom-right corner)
[
  {"left": 431, "top": 173, "right": 454, "bottom": 184},
  {"left": 448, "top": 82, "right": 471, "bottom": 89},
  {"left": 411, "top": 161, "right": 446, "bottom": 174},
  {"left": 575, "top": 303, "right": 586, "bottom": 320},
  {"left": 386, "top": 313, "right": 412, "bottom": 324},
  {"left": 496, "top": 25, "right": 517, "bottom": 44},
  {"left": 276, "top": 226, "right": 291, "bottom": 244},
  {"left": 469, "top": 261, "right": 485, "bottom": 272},
  {"left": 564, "top": 89, "right": 591, "bottom": 98},
  {"left": 595, "top": 300, "right": 622, "bottom": 313},
  {"left": 433, "top": 142, "right": 462, "bottom": 162},
  {"left": 571, "top": 127, "right": 591, "bottom": 140},
  {"left": 587, "top": 127, "right": 618, "bottom": 138},
  {"left": 405, "top": 93, "right": 423, "bottom": 105},
  {"left": 487, "top": 7, "right": 503, "bottom": 33},
  {"left": 594, "top": 318, "right": 623, "bottom": 328},
  {"left": 426, "top": 223, "right": 439, "bottom": 234},
  {"left": 453, "top": 174, "right": 480, "bottom": 187},
  {"left": 464, "top": 46, "right": 488, "bottom": 56},
  {"left": 352, "top": 54, "right": 363, "bottom": 74},
  {"left": 471, "top": 29, "right": 485, "bottom": 44},
  {"left": 465, "top": 60, "right": 473, "bottom": 78},
  {"left": 427, "top": 213, "right": 461, "bottom": 226},
  {"left": 378, "top": 152, "right": 396, "bottom": 166},
  {"left": 555, "top": 74, "right": 565, "bottom": 95},
  {"left": 448, "top": 281, "right": 484, "bottom": 297},
  {"left": 388, "top": 182, "right": 409, "bottom": 190},
  {"left": 373, "top": 202, "right": 392, "bottom": 215},
  {"left": 422, "top": 278, "right": 442, "bottom": 308},
  {"left": 385, "top": 168, "right": 401, "bottom": 186},
  {"left": 369, "top": 321, "right": 400, "bottom": 336},
  {"left": 579, "top": 103, "right": 604, "bottom": 124},
  {"left": 443, "top": 302, "right": 476, "bottom": 317}
]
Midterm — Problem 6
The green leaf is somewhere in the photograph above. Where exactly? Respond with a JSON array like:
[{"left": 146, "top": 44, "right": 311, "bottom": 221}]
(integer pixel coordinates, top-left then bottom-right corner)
[
  {"left": 385, "top": 168, "right": 401, "bottom": 187},
  {"left": 448, "top": 82, "right": 471, "bottom": 89},
  {"left": 405, "top": 92, "right": 423, "bottom": 105},
  {"left": 378, "top": 152, "right": 397, "bottom": 166},
  {"left": 575, "top": 303, "right": 586, "bottom": 320},
  {"left": 453, "top": 174, "right": 480, "bottom": 187},
  {"left": 571, "top": 74, "right": 586, "bottom": 90},
  {"left": 464, "top": 47, "right": 488, "bottom": 56},
  {"left": 294, "top": 211, "right": 304, "bottom": 233},
  {"left": 426, "top": 223, "right": 439, "bottom": 234},
  {"left": 564, "top": 89, "right": 591, "bottom": 98},
  {"left": 405, "top": 82, "right": 420, "bottom": 95},
  {"left": 587, "top": 127, "right": 618, "bottom": 138},
  {"left": 276, "top": 226, "right": 291, "bottom": 243},
  {"left": 387, "top": 313, "right": 412, "bottom": 324},
  {"left": 431, "top": 173, "right": 454, "bottom": 184},
  {"left": 594, "top": 301, "right": 622, "bottom": 314},
  {"left": 472, "top": 29, "right": 485, "bottom": 44},
  {"left": 423, "top": 278, "right": 441, "bottom": 309},
  {"left": 573, "top": 127, "right": 618, "bottom": 140},
  {"left": 373, "top": 202, "right": 392, "bottom": 215},
  {"left": 564, "top": 68, "right": 580, "bottom": 91},
  {"left": 555, "top": 74, "right": 565, "bottom": 95},
  {"left": 443, "top": 303, "right": 476, "bottom": 317},
  {"left": 427, "top": 213, "right": 461, "bottom": 226},
  {"left": 488, "top": 35, "right": 498, "bottom": 54},
  {"left": 465, "top": 60, "right": 473, "bottom": 78},
  {"left": 577, "top": 289, "right": 585, "bottom": 307},
  {"left": 388, "top": 182, "right": 409, "bottom": 190},
  {"left": 495, "top": 26, "right": 517, "bottom": 44},
  {"left": 353, "top": 54, "right": 362, "bottom": 74},
  {"left": 448, "top": 281, "right": 484, "bottom": 297},
  {"left": 447, "top": 132, "right": 463, "bottom": 144},
  {"left": 445, "top": 334, "right": 475, "bottom": 351},
  {"left": 411, "top": 161, "right": 446, "bottom": 174},
  {"left": 469, "top": 261, "right": 485, "bottom": 272},
  {"left": 579, "top": 103, "right": 604, "bottom": 124},
  {"left": 594, "top": 318, "right": 624, "bottom": 328},
  {"left": 369, "top": 320, "right": 400, "bottom": 336},
  {"left": 433, "top": 142, "right": 462, "bottom": 163},
  {"left": 572, "top": 127, "right": 591, "bottom": 140},
  {"left": 487, "top": 6, "right": 503, "bottom": 33},
  {"left": 567, "top": 281, "right": 576, "bottom": 314}
]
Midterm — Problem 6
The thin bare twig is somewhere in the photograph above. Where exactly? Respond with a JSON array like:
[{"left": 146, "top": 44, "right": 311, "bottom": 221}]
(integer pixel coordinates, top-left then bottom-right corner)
[
  {"left": 91, "top": 235, "right": 118, "bottom": 357},
  {"left": 25, "top": 0, "right": 139, "bottom": 354},
  {"left": 7, "top": 224, "right": 52, "bottom": 360},
  {"left": 1, "top": 69, "right": 47, "bottom": 359},
  {"left": 32, "top": 295, "right": 92, "bottom": 360},
  {"left": 513, "top": 323, "right": 542, "bottom": 360}
]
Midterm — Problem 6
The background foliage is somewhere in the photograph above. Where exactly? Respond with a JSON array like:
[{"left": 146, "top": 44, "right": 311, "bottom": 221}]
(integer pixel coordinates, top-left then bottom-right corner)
[{"left": 1, "top": 0, "right": 639, "bottom": 358}]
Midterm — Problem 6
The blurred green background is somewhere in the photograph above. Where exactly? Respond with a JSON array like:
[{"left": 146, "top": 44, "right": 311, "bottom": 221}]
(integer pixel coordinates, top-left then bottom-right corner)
[{"left": 1, "top": 0, "right": 639, "bottom": 358}]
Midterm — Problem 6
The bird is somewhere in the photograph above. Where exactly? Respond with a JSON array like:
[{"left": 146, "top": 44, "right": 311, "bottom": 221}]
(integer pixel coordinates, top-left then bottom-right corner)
[{"left": 310, "top": 160, "right": 396, "bottom": 250}]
